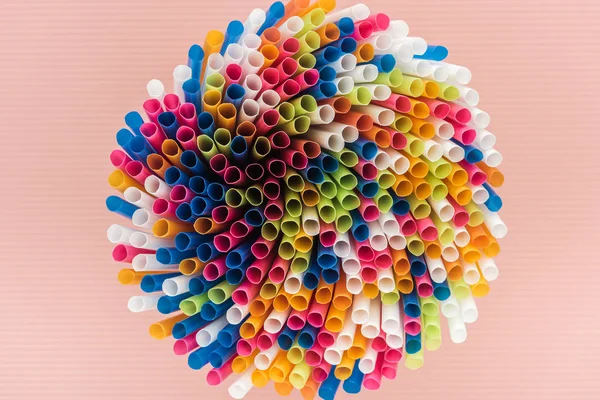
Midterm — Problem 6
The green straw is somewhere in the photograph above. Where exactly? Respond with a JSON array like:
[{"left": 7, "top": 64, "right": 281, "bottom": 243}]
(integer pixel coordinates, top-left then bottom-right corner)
[
  {"left": 373, "top": 69, "right": 403, "bottom": 87},
  {"left": 295, "top": 31, "right": 320, "bottom": 56},
  {"left": 260, "top": 278, "right": 282, "bottom": 299},
  {"left": 284, "top": 170, "right": 306, "bottom": 192},
  {"left": 424, "top": 157, "right": 452, "bottom": 179},
  {"left": 278, "top": 235, "right": 296, "bottom": 260},
  {"left": 277, "top": 102, "right": 296, "bottom": 125},
  {"left": 317, "top": 174, "right": 337, "bottom": 199},
  {"left": 281, "top": 212, "right": 301, "bottom": 237},
  {"left": 252, "top": 136, "right": 271, "bottom": 160},
  {"left": 393, "top": 75, "right": 424, "bottom": 97},
  {"left": 449, "top": 278, "right": 470, "bottom": 300},
  {"left": 423, "top": 313, "right": 442, "bottom": 351},
  {"left": 281, "top": 116, "right": 311, "bottom": 135},
  {"left": 406, "top": 233, "right": 425, "bottom": 256},
  {"left": 197, "top": 135, "right": 218, "bottom": 160},
  {"left": 208, "top": 281, "right": 237, "bottom": 304},
  {"left": 225, "top": 188, "right": 247, "bottom": 208},
  {"left": 295, "top": 8, "right": 326, "bottom": 37},
  {"left": 419, "top": 295, "right": 440, "bottom": 317},
  {"left": 464, "top": 201, "right": 484, "bottom": 226},
  {"left": 334, "top": 204, "right": 352, "bottom": 233},
  {"left": 424, "top": 174, "right": 448, "bottom": 201},
  {"left": 403, "top": 133, "right": 425, "bottom": 157},
  {"left": 205, "top": 73, "right": 225, "bottom": 93},
  {"left": 328, "top": 148, "right": 358, "bottom": 167},
  {"left": 373, "top": 188, "right": 393, "bottom": 213},
  {"left": 214, "top": 128, "right": 232, "bottom": 157},
  {"left": 406, "top": 194, "right": 431, "bottom": 219},
  {"left": 245, "top": 184, "right": 264, "bottom": 206},
  {"left": 284, "top": 188, "right": 303, "bottom": 218},
  {"left": 179, "top": 293, "right": 209, "bottom": 316},
  {"left": 335, "top": 186, "right": 360, "bottom": 211},
  {"left": 381, "top": 290, "right": 400, "bottom": 305},
  {"left": 437, "top": 82, "right": 460, "bottom": 101},
  {"left": 393, "top": 113, "right": 412, "bottom": 132},
  {"left": 290, "top": 95, "right": 317, "bottom": 116},
  {"left": 296, "top": 53, "right": 317, "bottom": 73},
  {"left": 344, "top": 86, "right": 372, "bottom": 106},
  {"left": 316, "top": 196, "right": 336, "bottom": 224},
  {"left": 329, "top": 164, "right": 358, "bottom": 190},
  {"left": 261, "top": 219, "right": 281, "bottom": 241},
  {"left": 377, "top": 170, "right": 396, "bottom": 189},
  {"left": 431, "top": 213, "right": 454, "bottom": 245},
  {"left": 291, "top": 250, "right": 311, "bottom": 273}
]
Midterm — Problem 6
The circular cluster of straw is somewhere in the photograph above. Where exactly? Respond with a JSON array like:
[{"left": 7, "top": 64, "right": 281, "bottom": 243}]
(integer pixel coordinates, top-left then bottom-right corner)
[{"left": 107, "top": 1, "right": 506, "bottom": 399}]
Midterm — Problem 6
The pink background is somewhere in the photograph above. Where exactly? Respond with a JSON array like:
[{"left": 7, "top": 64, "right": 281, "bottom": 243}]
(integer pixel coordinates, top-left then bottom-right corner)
[{"left": 1, "top": 0, "right": 599, "bottom": 398}]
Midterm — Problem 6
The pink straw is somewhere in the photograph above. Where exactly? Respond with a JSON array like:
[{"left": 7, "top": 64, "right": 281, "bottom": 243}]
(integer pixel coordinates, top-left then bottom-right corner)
[
  {"left": 206, "top": 357, "right": 234, "bottom": 386},
  {"left": 140, "top": 122, "right": 167, "bottom": 153},
  {"left": 381, "top": 360, "right": 399, "bottom": 380},
  {"left": 360, "top": 260, "right": 378, "bottom": 283},
  {"left": 403, "top": 314, "right": 422, "bottom": 335},
  {"left": 264, "top": 198, "right": 285, "bottom": 221},
  {"left": 317, "top": 327, "right": 337, "bottom": 348},
  {"left": 372, "top": 331, "right": 387, "bottom": 351},
  {"left": 418, "top": 98, "right": 450, "bottom": 119},
  {"left": 175, "top": 125, "right": 199, "bottom": 154},
  {"left": 274, "top": 79, "right": 301, "bottom": 102},
  {"left": 312, "top": 362, "right": 332, "bottom": 383},
  {"left": 363, "top": 13, "right": 390, "bottom": 32},
  {"left": 319, "top": 222, "right": 337, "bottom": 247},
  {"left": 230, "top": 219, "right": 253, "bottom": 239},
  {"left": 354, "top": 159, "right": 378, "bottom": 180},
  {"left": 415, "top": 217, "right": 439, "bottom": 241},
  {"left": 112, "top": 244, "right": 154, "bottom": 263},
  {"left": 355, "top": 239, "right": 375, "bottom": 262},
  {"left": 245, "top": 163, "right": 265, "bottom": 181},
  {"left": 363, "top": 353, "right": 384, "bottom": 390},
  {"left": 373, "top": 247, "right": 393, "bottom": 269},
  {"left": 232, "top": 279, "right": 261, "bottom": 305},
  {"left": 212, "top": 205, "right": 244, "bottom": 224},
  {"left": 447, "top": 196, "right": 470, "bottom": 227},
  {"left": 446, "top": 102, "right": 472, "bottom": 124},
  {"left": 214, "top": 231, "right": 245, "bottom": 252},
  {"left": 395, "top": 213, "right": 418, "bottom": 236},
  {"left": 152, "top": 198, "right": 178, "bottom": 219},
  {"left": 357, "top": 196, "right": 380, "bottom": 222},
  {"left": 459, "top": 161, "right": 487, "bottom": 185},
  {"left": 268, "top": 256, "right": 291, "bottom": 284},
  {"left": 307, "top": 300, "right": 330, "bottom": 328},
  {"left": 125, "top": 160, "right": 152, "bottom": 185},
  {"left": 163, "top": 94, "right": 182, "bottom": 122},
  {"left": 203, "top": 255, "right": 228, "bottom": 281},
  {"left": 224, "top": 64, "right": 243, "bottom": 86},
  {"left": 255, "top": 109, "right": 280, "bottom": 135},
  {"left": 274, "top": 38, "right": 300, "bottom": 66},
  {"left": 173, "top": 331, "right": 200, "bottom": 355},
  {"left": 269, "top": 130, "right": 292, "bottom": 150},
  {"left": 262, "top": 177, "right": 281, "bottom": 201},
  {"left": 259, "top": 67, "right": 280, "bottom": 94},
  {"left": 143, "top": 98, "right": 163, "bottom": 124},
  {"left": 415, "top": 272, "right": 433, "bottom": 298},
  {"left": 169, "top": 184, "right": 194, "bottom": 204},
  {"left": 281, "top": 149, "right": 308, "bottom": 169},
  {"left": 179, "top": 103, "right": 199, "bottom": 133},
  {"left": 209, "top": 153, "right": 229, "bottom": 178},
  {"left": 287, "top": 307, "right": 309, "bottom": 330},
  {"left": 251, "top": 238, "right": 277, "bottom": 260},
  {"left": 266, "top": 158, "right": 287, "bottom": 179},
  {"left": 350, "top": 20, "right": 374, "bottom": 41},
  {"left": 237, "top": 334, "right": 259, "bottom": 356},
  {"left": 110, "top": 149, "right": 132, "bottom": 171},
  {"left": 224, "top": 165, "right": 249, "bottom": 186},
  {"left": 373, "top": 94, "right": 411, "bottom": 113},
  {"left": 383, "top": 347, "right": 402, "bottom": 363},
  {"left": 275, "top": 57, "right": 299, "bottom": 84},
  {"left": 257, "top": 331, "right": 279, "bottom": 351},
  {"left": 247, "top": 254, "right": 277, "bottom": 284},
  {"left": 448, "top": 119, "right": 476, "bottom": 145},
  {"left": 292, "top": 69, "right": 319, "bottom": 91},
  {"left": 305, "top": 343, "right": 325, "bottom": 366}
]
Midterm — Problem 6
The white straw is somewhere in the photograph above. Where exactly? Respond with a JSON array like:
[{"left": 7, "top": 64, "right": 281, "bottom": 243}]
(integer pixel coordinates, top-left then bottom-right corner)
[
  {"left": 283, "top": 269, "right": 304, "bottom": 294},
  {"left": 381, "top": 300, "right": 401, "bottom": 333},
  {"left": 173, "top": 65, "right": 192, "bottom": 102},
  {"left": 422, "top": 140, "right": 443, "bottom": 162},
  {"left": 386, "top": 20, "right": 409, "bottom": 39},
  {"left": 256, "top": 90, "right": 280, "bottom": 114},
  {"left": 241, "top": 34, "right": 261, "bottom": 52},
  {"left": 447, "top": 315, "right": 468, "bottom": 343},
  {"left": 345, "top": 272, "right": 363, "bottom": 294},
  {"left": 127, "top": 294, "right": 161, "bottom": 312},
  {"left": 425, "top": 64, "right": 449, "bottom": 82},
  {"left": 357, "top": 84, "right": 391, "bottom": 101},
  {"left": 361, "top": 297, "right": 381, "bottom": 339},
  {"left": 336, "top": 315, "right": 357, "bottom": 350},
  {"left": 241, "top": 74, "right": 262, "bottom": 101},
  {"left": 254, "top": 343, "right": 280, "bottom": 370},
  {"left": 396, "top": 59, "right": 432, "bottom": 78},
  {"left": 323, "top": 345, "right": 343, "bottom": 365},
  {"left": 339, "top": 64, "right": 379, "bottom": 83},
  {"left": 129, "top": 231, "right": 174, "bottom": 250},
  {"left": 304, "top": 130, "right": 344, "bottom": 152},
  {"left": 342, "top": 245, "right": 361, "bottom": 275},
  {"left": 383, "top": 147, "right": 410, "bottom": 174},
  {"left": 386, "top": 232, "right": 407, "bottom": 250},
  {"left": 223, "top": 43, "right": 244, "bottom": 66},
  {"left": 333, "top": 76, "right": 354, "bottom": 95},
  {"left": 432, "top": 62, "right": 472, "bottom": 85},
  {"left": 228, "top": 367, "right": 255, "bottom": 399},
  {"left": 358, "top": 341, "right": 378, "bottom": 373},
  {"left": 427, "top": 197, "right": 454, "bottom": 223},
  {"left": 328, "top": 53, "right": 357, "bottom": 74},
  {"left": 377, "top": 268, "right": 395, "bottom": 293},
  {"left": 473, "top": 129, "right": 496, "bottom": 150},
  {"left": 453, "top": 83, "right": 479, "bottom": 106},
  {"left": 196, "top": 315, "right": 228, "bottom": 346},
  {"left": 482, "top": 148, "right": 503, "bottom": 167},
  {"left": 301, "top": 206, "right": 320, "bottom": 236},
  {"left": 469, "top": 183, "right": 490, "bottom": 205},
  {"left": 441, "top": 242, "right": 459, "bottom": 262},
  {"left": 240, "top": 50, "right": 264, "bottom": 77},
  {"left": 242, "top": 8, "right": 266, "bottom": 37},
  {"left": 432, "top": 136, "right": 464, "bottom": 162},
  {"left": 423, "top": 255, "right": 448, "bottom": 283},
  {"left": 144, "top": 175, "right": 171, "bottom": 199},
  {"left": 323, "top": 3, "right": 370, "bottom": 24},
  {"left": 238, "top": 99, "right": 260, "bottom": 123},
  {"left": 481, "top": 208, "right": 507, "bottom": 239},
  {"left": 479, "top": 256, "right": 499, "bottom": 281},
  {"left": 462, "top": 262, "right": 481, "bottom": 285},
  {"left": 378, "top": 211, "right": 400, "bottom": 234},
  {"left": 107, "top": 224, "right": 137, "bottom": 244},
  {"left": 278, "top": 16, "right": 304, "bottom": 40},
  {"left": 162, "top": 274, "right": 196, "bottom": 296},
  {"left": 227, "top": 303, "right": 250, "bottom": 324},
  {"left": 373, "top": 149, "right": 390, "bottom": 170},
  {"left": 264, "top": 308, "right": 291, "bottom": 334},
  {"left": 453, "top": 224, "right": 471, "bottom": 247},
  {"left": 397, "top": 37, "right": 427, "bottom": 55},
  {"left": 367, "top": 221, "right": 387, "bottom": 251},
  {"left": 132, "top": 254, "right": 177, "bottom": 271},
  {"left": 440, "top": 295, "right": 460, "bottom": 318},
  {"left": 323, "top": 122, "right": 359, "bottom": 143},
  {"left": 458, "top": 293, "right": 479, "bottom": 324},
  {"left": 205, "top": 53, "right": 225, "bottom": 79},
  {"left": 333, "top": 231, "right": 351, "bottom": 258},
  {"left": 363, "top": 33, "right": 392, "bottom": 52},
  {"left": 426, "top": 117, "right": 455, "bottom": 140},
  {"left": 124, "top": 187, "right": 155, "bottom": 210},
  {"left": 356, "top": 104, "right": 395, "bottom": 126},
  {"left": 308, "top": 104, "right": 335, "bottom": 125},
  {"left": 351, "top": 293, "right": 370, "bottom": 324},
  {"left": 146, "top": 79, "right": 165, "bottom": 100},
  {"left": 385, "top": 331, "right": 404, "bottom": 349}
]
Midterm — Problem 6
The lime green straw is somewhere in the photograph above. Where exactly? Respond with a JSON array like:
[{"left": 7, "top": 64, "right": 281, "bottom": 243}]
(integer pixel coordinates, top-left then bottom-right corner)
[
  {"left": 214, "top": 128, "right": 232, "bottom": 157},
  {"left": 423, "top": 313, "right": 442, "bottom": 351},
  {"left": 437, "top": 82, "right": 460, "bottom": 101},
  {"left": 330, "top": 164, "right": 358, "bottom": 190},
  {"left": 208, "top": 281, "right": 237, "bottom": 304},
  {"left": 260, "top": 278, "right": 282, "bottom": 299},
  {"left": 431, "top": 213, "right": 454, "bottom": 245},
  {"left": 179, "top": 293, "right": 209, "bottom": 316},
  {"left": 284, "top": 170, "right": 306, "bottom": 192},
  {"left": 377, "top": 170, "right": 396, "bottom": 189},
  {"left": 393, "top": 113, "right": 412, "bottom": 132},
  {"left": 373, "top": 69, "right": 403, "bottom": 87},
  {"left": 403, "top": 133, "right": 425, "bottom": 157},
  {"left": 296, "top": 53, "right": 317, "bottom": 73},
  {"left": 205, "top": 73, "right": 225, "bottom": 93},
  {"left": 261, "top": 219, "right": 281, "bottom": 241},
  {"left": 424, "top": 174, "right": 449, "bottom": 201},
  {"left": 290, "top": 95, "right": 317, "bottom": 116},
  {"left": 373, "top": 188, "right": 393, "bottom": 213},
  {"left": 281, "top": 212, "right": 301, "bottom": 237},
  {"left": 225, "top": 188, "right": 247, "bottom": 208},
  {"left": 284, "top": 189, "right": 303, "bottom": 218},
  {"left": 328, "top": 148, "right": 359, "bottom": 167},
  {"left": 381, "top": 290, "right": 400, "bottom": 305},
  {"left": 245, "top": 184, "right": 264, "bottom": 207},
  {"left": 287, "top": 340, "right": 307, "bottom": 364},
  {"left": 334, "top": 204, "right": 352, "bottom": 233},
  {"left": 419, "top": 295, "right": 440, "bottom": 317},
  {"left": 295, "top": 8, "right": 326, "bottom": 37},
  {"left": 335, "top": 186, "right": 360, "bottom": 211},
  {"left": 344, "top": 87, "right": 372, "bottom": 106},
  {"left": 291, "top": 250, "right": 312, "bottom": 273},
  {"left": 281, "top": 116, "right": 311, "bottom": 135},
  {"left": 406, "top": 194, "right": 431, "bottom": 219},
  {"left": 449, "top": 278, "right": 470, "bottom": 300},
  {"left": 464, "top": 201, "right": 484, "bottom": 226},
  {"left": 197, "top": 135, "right": 218, "bottom": 160},
  {"left": 278, "top": 235, "right": 296, "bottom": 260},
  {"left": 405, "top": 350, "right": 424, "bottom": 370},
  {"left": 277, "top": 102, "right": 296, "bottom": 125},
  {"left": 252, "top": 136, "right": 271, "bottom": 160},
  {"left": 393, "top": 75, "right": 424, "bottom": 97},
  {"left": 317, "top": 196, "right": 336, "bottom": 224},
  {"left": 424, "top": 157, "right": 452, "bottom": 179},
  {"left": 406, "top": 233, "right": 425, "bottom": 256},
  {"left": 317, "top": 174, "right": 338, "bottom": 199},
  {"left": 295, "top": 31, "right": 320, "bottom": 56}
]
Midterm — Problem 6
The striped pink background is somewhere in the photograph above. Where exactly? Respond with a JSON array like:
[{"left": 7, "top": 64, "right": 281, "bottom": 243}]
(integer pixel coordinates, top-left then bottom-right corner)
[{"left": 1, "top": 0, "right": 599, "bottom": 399}]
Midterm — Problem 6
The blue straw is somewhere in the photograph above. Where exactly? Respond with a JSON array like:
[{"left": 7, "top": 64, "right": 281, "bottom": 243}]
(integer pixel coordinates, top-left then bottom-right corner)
[
  {"left": 207, "top": 182, "right": 226, "bottom": 202},
  {"left": 414, "top": 45, "right": 448, "bottom": 62},
  {"left": 245, "top": 207, "right": 265, "bottom": 227},
  {"left": 303, "top": 258, "right": 322, "bottom": 290},
  {"left": 405, "top": 332, "right": 422, "bottom": 354},
  {"left": 319, "top": 66, "right": 337, "bottom": 82},
  {"left": 432, "top": 279, "right": 451, "bottom": 301},
  {"left": 256, "top": 2, "right": 285, "bottom": 36},
  {"left": 220, "top": 20, "right": 245, "bottom": 55},
  {"left": 298, "top": 324, "right": 319, "bottom": 349},
  {"left": 350, "top": 209, "right": 369, "bottom": 242},
  {"left": 319, "top": 366, "right": 341, "bottom": 400},
  {"left": 189, "top": 176, "right": 208, "bottom": 195},
  {"left": 157, "top": 112, "right": 179, "bottom": 139},
  {"left": 157, "top": 292, "right": 192, "bottom": 314},
  {"left": 106, "top": 196, "right": 138, "bottom": 219},
  {"left": 364, "top": 54, "right": 395, "bottom": 73},
  {"left": 180, "top": 150, "right": 207, "bottom": 175},
  {"left": 322, "top": 262, "right": 340, "bottom": 284},
  {"left": 230, "top": 135, "right": 248, "bottom": 163},
  {"left": 408, "top": 252, "right": 427, "bottom": 277},
  {"left": 175, "top": 202, "right": 195, "bottom": 223},
  {"left": 156, "top": 248, "right": 196, "bottom": 264},
  {"left": 125, "top": 111, "right": 144, "bottom": 135},
  {"left": 128, "top": 136, "right": 154, "bottom": 160},
  {"left": 187, "top": 44, "right": 205, "bottom": 81},
  {"left": 483, "top": 183, "right": 503, "bottom": 212},
  {"left": 391, "top": 193, "right": 410, "bottom": 215},
  {"left": 314, "top": 46, "right": 343, "bottom": 68},
  {"left": 188, "top": 340, "right": 219, "bottom": 370},
  {"left": 182, "top": 78, "right": 202, "bottom": 111},
  {"left": 336, "top": 17, "right": 355, "bottom": 36},
  {"left": 217, "top": 318, "right": 248, "bottom": 348},
  {"left": 175, "top": 231, "right": 211, "bottom": 251},
  {"left": 197, "top": 241, "right": 221, "bottom": 263},
  {"left": 116, "top": 128, "right": 136, "bottom": 159},
  {"left": 201, "top": 298, "right": 234, "bottom": 321},
  {"left": 197, "top": 112, "right": 215, "bottom": 136},
  {"left": 346, "top": 138, "right": 378, "bottom": 161},
  {"left": 226, "top": 242, "right": 254, "bottom": 269},
  {"left": 226, "top": 266, "right": 247, "bottom": 285},
  {"left": 318, "top": 242, "right": 338, "bottom": 269},
  {"left": 140, "top": 272, "right": 180, "bottom": 293},
  {"left": 190, "top": 196, "right": 217, "bottom": 217},
  {"left": 277, "top": 326, "right": 299, "bottom": 350},
  {"left": 342, "top": 360, "right": 364, "bottom": 394},
  {"left": 173, "top": 313, "right": 209, "bottom": 339},
  {"left": 313, "top": 153, "right": 339, "bottom": 173},
  {"left": 209, "top": 343, "right": 238, "bottom": 368},
  {"left": 356, "top": 176, "right": 379, "bottom": 198},
  {"left": 402, "top": 288, "right": 421, "bottom": 318},
  {"left": 299, "top": 165, "right": 325, "bottom": 184},
  {"left": 452, "top": 139, "right": 484, "bottom": 164},
  {"left": 224, "top": 83, "right": 245, "bottom": 109},
  {"left": 189, "top": 275, "right": 226, "bottom": 295},
  {"left": 165, "top": 166, "right": 190, "bottom": 186},
  {"left": 305, "top": 81, "right": 337, "bottom": 100},
  {"left": 329, "top": 37, "right": 357, "bottom": 54}
]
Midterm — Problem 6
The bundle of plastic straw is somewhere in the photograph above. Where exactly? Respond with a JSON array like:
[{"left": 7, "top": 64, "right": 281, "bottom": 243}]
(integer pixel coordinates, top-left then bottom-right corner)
[{"left": 107, "top": 1, "right": 506, "bottom": 398}]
